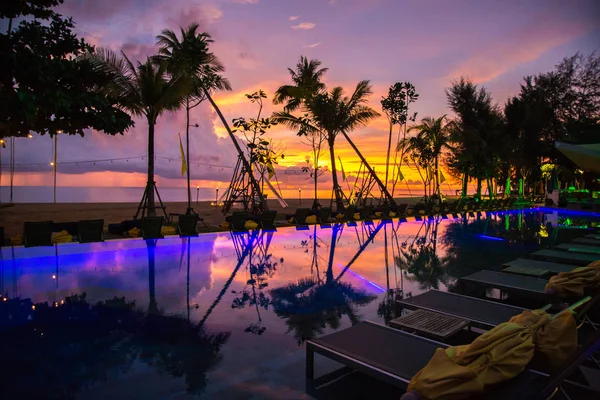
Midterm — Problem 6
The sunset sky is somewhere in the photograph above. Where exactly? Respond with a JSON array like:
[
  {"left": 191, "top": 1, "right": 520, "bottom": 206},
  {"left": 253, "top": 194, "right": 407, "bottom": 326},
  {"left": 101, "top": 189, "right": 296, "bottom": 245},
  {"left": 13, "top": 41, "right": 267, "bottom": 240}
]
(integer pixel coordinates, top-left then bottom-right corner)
[{"left": 4, "top": 0, "right": 600, "bottom": 199}]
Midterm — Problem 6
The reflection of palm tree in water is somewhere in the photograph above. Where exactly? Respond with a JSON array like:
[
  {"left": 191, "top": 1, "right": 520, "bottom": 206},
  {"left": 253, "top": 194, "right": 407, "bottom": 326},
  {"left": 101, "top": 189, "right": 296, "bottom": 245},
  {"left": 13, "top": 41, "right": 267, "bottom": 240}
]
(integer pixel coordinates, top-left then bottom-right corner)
[
  {"left": 231, "top": 231, "right": 281, "bottom": 335},
  {"left": 270, "top": 223, "right": 379, "bottom": 344},
  {"left": 395, "top": 218, "right": 448, "bottom": 290}
]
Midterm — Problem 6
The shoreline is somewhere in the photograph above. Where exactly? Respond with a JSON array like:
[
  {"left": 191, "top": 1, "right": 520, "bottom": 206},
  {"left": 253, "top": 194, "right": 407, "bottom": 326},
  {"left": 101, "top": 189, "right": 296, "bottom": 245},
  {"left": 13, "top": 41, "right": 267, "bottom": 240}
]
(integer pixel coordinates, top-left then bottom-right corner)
[{"left": 0, "top": 197, "right": 427, "bottom": 239}]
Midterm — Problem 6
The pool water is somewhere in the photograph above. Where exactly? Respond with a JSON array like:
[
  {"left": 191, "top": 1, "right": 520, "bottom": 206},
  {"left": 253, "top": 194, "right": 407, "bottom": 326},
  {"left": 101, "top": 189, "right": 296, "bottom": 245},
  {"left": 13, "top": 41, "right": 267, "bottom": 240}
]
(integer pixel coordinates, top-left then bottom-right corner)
[{"left": 1, "top": 208, "right": 598, "bottom": 399}]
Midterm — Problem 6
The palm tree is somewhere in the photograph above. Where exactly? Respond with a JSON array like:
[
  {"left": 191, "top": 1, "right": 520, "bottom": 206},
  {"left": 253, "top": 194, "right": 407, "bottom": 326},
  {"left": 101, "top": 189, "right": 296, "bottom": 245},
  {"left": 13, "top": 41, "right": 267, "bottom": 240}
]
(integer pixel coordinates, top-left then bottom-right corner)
[
  {"left": 273, "top": 56, "right": 328, "bottom": 112},
  {"left": 408, "top": 115, "right": 452, "bottom": 197},
  {"left": 155, "top": 25, "right": 232, "bottom": 213},
  {"left": 86, "top": 49, "right": 190, "bottom": 216},
  {"left": 274, "top": 81, "right": 382, "bottom": 212}
]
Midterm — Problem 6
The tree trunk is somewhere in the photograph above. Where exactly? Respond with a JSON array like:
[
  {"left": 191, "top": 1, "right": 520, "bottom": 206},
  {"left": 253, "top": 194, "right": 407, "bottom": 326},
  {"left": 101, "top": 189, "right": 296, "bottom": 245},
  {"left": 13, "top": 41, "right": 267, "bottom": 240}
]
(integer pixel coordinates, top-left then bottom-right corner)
[
  {"left": 313, "top": 167, "right": 318, "bottom": 208},
  {"left": 384, "top": 122, "right": 393, "bottom": 192},
  {"left": 328, "top": 137, "right": 344, "bottom": 213},
  {"left": 435, "top": 155, "right": 441, "bottom": 198},
  {"left": 185, "top": 100, "right": 192, "bottom": 212},
  {"left": 462, "top": 172, "right": 468, "bottom": 198},
  {"left": 146, "top": 119, "right": 156, "bottom": 216},
  {"left": 204, "top": 89, "right": 267, "bottom": 212},
  {"left": 340, "top": 131, "right": 397, "bottom": 207},
  {"left": 476, "top": 178, "right": 482, "bottom": 200}
]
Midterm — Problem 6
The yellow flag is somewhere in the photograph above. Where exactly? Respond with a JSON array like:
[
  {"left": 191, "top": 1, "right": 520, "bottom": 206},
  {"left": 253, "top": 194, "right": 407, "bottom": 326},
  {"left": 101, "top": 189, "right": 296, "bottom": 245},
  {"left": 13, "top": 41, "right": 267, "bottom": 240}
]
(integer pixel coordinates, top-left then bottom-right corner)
[
  {"left": 266, "top": 160, "right": 275, "bottom": 179},
  {"left": 179, "top": 133, "right": 187, "bottom": 176},
  {"left": 426, "top": 165, "right": 433, "bottom": 181},
  {"left": 440, "top": 170, "right": 446, "bottom": 184},
  {"left": 338, "top": 156, "right": 347, "bottom": 181},
  {"left": 398, "top": 168, "right": 405, "bottom": 182}
]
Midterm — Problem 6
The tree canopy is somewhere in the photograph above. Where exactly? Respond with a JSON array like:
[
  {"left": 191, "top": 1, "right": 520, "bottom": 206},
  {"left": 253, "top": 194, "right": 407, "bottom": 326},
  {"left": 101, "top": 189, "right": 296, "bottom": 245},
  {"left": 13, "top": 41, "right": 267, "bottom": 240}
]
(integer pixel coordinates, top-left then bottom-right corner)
[{"left": 0, "top": 0, "right": 134, "bottom": 137}]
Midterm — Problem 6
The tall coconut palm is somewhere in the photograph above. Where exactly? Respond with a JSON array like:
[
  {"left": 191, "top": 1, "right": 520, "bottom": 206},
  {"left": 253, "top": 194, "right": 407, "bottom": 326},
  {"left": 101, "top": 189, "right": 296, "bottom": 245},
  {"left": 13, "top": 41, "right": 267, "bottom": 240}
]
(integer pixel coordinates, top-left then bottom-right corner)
[
  {"left": 86, "top": 49, "right": 190, "bottom": 216},
  {"left": 274, "top": 81, "right": 382, "bottom": 212},
  {"left": 273, "top": 56, "right": 328, "bottom": 112},
  {"left": 408, "top": 115, "right": 452, "bottom": 197},
  {"left": 155, "top": 25, "right": 232, "bottom": 214}
]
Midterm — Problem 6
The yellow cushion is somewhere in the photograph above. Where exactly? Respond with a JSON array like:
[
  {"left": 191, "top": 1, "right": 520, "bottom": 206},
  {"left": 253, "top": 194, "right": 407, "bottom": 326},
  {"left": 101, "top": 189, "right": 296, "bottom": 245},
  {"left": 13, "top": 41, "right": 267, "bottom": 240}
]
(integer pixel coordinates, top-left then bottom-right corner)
[
  {"left": 375, "top": 212, "right": 382, "bottom": 217},
  {"left": 353, "top": 212, "right": 361, "bottom": 220},
  {"left": 244, "top": 220, "right": 259, "bottom": 230},
  {"left": 335, "top": 213, "right": 345, "bottom": 220},
  {"left": 161, "top": 226, "right": 177, "bottom": 236},
  {"left": 128, "top": 227, "right": 140, "bottom": 237},
  {"left": 389, "top": 212, "right": 396, "bottom": 217},
  {"left": 306, "top": 215, "right": 317, "bottom": 224},
  {"left": 11, "top": 233, "right": 23, "bottom": 245},
  {"left": 289, "top": 217, "right": 295, "bottom": 223},
  {"left": 52, "top": 230, "right": 72, "bottom": 243},
  {"left": 220, "top": 221, "right": 230, "bottom": 229}
]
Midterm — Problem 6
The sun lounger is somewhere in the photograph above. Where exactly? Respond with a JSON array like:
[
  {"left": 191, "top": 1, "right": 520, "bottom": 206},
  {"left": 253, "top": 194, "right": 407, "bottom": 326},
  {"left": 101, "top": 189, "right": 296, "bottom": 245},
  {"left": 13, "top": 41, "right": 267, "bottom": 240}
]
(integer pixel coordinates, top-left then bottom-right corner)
[
  {"left": 227, "top": 212, "right": 249, "bottom": 231},
  {"left": 502, "top": 258, "right": 575, "bottom": 278},
  {"left": 23, "top": 221, "right": 53, "bottom": 247},
  {"left": 460, "top": 270, "right": 548, "bottom": 297},
  {"left": 306, "top": 321, "right": 600, "bottom": 399},
  {"left": 397, "top": 290, "right": 525, "bottom": 330},
  {"left": 585, "top": 234, "right": 600, "bottom": 240},
  {"left": 141, "top": 216, "right": 164, "bottom": 239},
  {"left": 259, "top": 210, "right": 277, "bottom": 231},
  {"left": 573, "top": 237, "right": 600, "bottom": 246},
  {"left": 359, "top": 205, "right": 374, "bottom": 221},
  {"left": 78, "top": 219, "right": 104, "bottom": 243},
  {"left": 395, "top": 203, "right": 408, "bottom": 217},
  {"left": 317, "top": 207, "right": 332, "bottom": 226},
  {"left": 555, "top": 243, "right": 600, "bottom": 255},
  {"left": 177, "top": 214, "right": 198, "bottom": 237},
  {"left": 531, "top": 249, "right": 598, "bottom": 266}
]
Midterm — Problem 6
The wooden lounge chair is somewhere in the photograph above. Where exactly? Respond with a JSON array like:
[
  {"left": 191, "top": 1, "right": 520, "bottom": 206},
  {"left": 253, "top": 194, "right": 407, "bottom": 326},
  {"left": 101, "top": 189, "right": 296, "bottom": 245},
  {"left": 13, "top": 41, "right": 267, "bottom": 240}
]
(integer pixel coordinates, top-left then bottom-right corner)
[
  {"left": 359, "top": 205, "right": 374, "bottom": 221},
  {"left": 317, "top": 207, "right": 332, "bottom": 226},
  {"left": 344, "top": 206, "right": 357, "bottom": 223},
  {"left": 306, "top": 321, "right": 600, "bottom": 399},
  {"left": 141, "top": 216, "right": 164, "bottom": 239},
  {"left": 177, "top": 214, "right": 198, "bottom": 237},
  {"left": 397, "top": 290, "right": 525, "bottom": 330},
  {"left": 460, "top": 270, "right": 549, "bottom": 298},
  {"left": 23, "top": 221, "right": 53, "bottom": 247},
  {"left": 573, "top": 237, "right": 600, "bottom": 246},
  {"left": 396, "top": 203, "right": 408, "bottom": 217},
  {"left": 259, "top": 210, "right": 277, "bottom": 231},
  {"left": 555, "top": 243, "right": 600, "bottom": 255},
  {"left": 78, "top": 219, "right": 104, "bottom": 243},
  {"left": 227, "top": 212, "right": 249, "bottom": 231},
  {"left": 292, "top": 208, "right": 311, "bottom": 225},
  {"left": 502, "top": 258, "right": 576, "bottom": 278},
  {"left": 531, "top": 249, "right": 598, "bottom": 266}
]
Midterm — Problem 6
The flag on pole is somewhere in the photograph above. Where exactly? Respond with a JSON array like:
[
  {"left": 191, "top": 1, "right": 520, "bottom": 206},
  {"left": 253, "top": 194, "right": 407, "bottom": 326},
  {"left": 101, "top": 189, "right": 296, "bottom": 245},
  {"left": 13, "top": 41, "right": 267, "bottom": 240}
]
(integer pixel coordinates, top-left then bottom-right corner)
[
  {"left": 398, "top": 168, "right": 405, "bottom": 182},
  {"left": 178, "top": 133, "right": 187, "bottom": 176},
  {"left": 439, "top": 170, "right": 446, "bottom": 184},
  {"left": 338, "top": 156, "right": 347, "bottom": 181},
  {"left": 426, "top": 165, "right": 433, "bottom": 181}
]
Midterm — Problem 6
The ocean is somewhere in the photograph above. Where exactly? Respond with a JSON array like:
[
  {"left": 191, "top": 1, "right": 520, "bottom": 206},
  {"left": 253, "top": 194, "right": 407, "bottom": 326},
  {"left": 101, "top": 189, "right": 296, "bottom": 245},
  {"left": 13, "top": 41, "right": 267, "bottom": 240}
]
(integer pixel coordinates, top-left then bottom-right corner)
[{"left": 0, "top": 185, "right": 448, "bottom": 203}]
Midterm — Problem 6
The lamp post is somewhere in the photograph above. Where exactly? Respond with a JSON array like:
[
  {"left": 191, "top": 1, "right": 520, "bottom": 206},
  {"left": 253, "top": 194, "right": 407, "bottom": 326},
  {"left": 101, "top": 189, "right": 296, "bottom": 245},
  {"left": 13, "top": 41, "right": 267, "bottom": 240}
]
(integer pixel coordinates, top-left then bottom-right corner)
[
  {"left": 52, "top": 131, "right": 62, "bottom": 203},
  {"left": 215, "top": 187, "right": 219, "bottom": 208},
  {"left": 196, "top": 185, "right": 200, "bottom": 204},
  {"left": 299, "top": 188, "right": 301, "bottom": 206}
]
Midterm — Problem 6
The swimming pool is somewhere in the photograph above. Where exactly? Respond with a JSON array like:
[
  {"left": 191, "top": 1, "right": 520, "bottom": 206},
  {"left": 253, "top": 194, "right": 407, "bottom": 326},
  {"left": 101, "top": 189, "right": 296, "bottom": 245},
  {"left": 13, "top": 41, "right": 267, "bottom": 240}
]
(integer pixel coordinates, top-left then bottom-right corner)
[{"left": 1, "top": 208, "right": 598, "bottom": 399}]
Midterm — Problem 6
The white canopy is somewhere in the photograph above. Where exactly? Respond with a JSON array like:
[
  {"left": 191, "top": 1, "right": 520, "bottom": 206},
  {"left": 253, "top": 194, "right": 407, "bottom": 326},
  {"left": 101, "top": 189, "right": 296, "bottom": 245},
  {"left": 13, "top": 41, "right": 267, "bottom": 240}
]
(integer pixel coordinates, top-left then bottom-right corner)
[{"left": 555, "top": 141, "right": 600, "bottom": 174}]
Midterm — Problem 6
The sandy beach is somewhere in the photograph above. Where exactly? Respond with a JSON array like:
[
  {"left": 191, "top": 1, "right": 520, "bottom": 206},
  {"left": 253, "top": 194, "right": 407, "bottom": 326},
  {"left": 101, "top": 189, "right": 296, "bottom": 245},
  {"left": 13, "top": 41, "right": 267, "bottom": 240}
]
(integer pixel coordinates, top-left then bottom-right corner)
[{"left": 0, "top": 197, "right": 423, "bottom": 239}]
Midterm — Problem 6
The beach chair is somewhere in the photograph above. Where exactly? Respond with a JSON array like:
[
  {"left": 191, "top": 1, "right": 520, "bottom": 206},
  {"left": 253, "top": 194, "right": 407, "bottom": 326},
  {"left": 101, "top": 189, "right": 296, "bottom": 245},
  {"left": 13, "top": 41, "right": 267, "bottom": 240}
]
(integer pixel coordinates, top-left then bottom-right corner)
[
  {"left": 291, "top": 208, "right": 311, "bottom": 225},
  {"left": 573, "top": 237, "right": 600, "bottom": 246},
  {"left": 460, "top": 270, "right": 549, "bottom": 298},
  {"left": 259, "top": 210, "right": 277, "bottom": 231},
  {"left": 141, "top": 216, "right": 164, "bottom": 239},
  {"left": 502, "top": 258, "right": 575, "bottom": 278},
  {"left": 397, "top": 290, "right": 526, "bottom": 330},
  {"left": 306, "top": 321, "right": 600, "bottom": 399},
  {"left": 228, "top": 212, "right": 249, "bottom": 231},
  {"left": 77, "top": 219, "right": 104, "bottom": 243},
  {"left": 177, "top": 214, "right": 198, "bottom": 237},
  {"left": 317, "top": 207, "right": 332, "bottom": 225},
  {"left": 395, "top": 203, "right": 408, "bottom": 217},
  {"left": 23, "top": 221, "right": 53, "bottom": 247},
  {"left": 359, "top": 205, "right": 374, "bottom": 221},
  {"left": 531, "top": 249, "right": 598, "bottom": 266},
  {"left": 344, "top": 206, "right": 357, "bottom": 222},
  {"left": 555, "top": 243, "right": 600, "bottom": 255}
]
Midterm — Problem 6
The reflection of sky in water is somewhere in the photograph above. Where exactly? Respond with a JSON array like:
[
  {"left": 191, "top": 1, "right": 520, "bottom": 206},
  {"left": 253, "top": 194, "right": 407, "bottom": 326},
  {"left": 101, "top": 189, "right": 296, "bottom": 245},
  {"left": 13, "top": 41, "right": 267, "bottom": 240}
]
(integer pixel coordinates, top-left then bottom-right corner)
[{"left": 1, "top": 209, "right": 596, "bottom": 398}]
